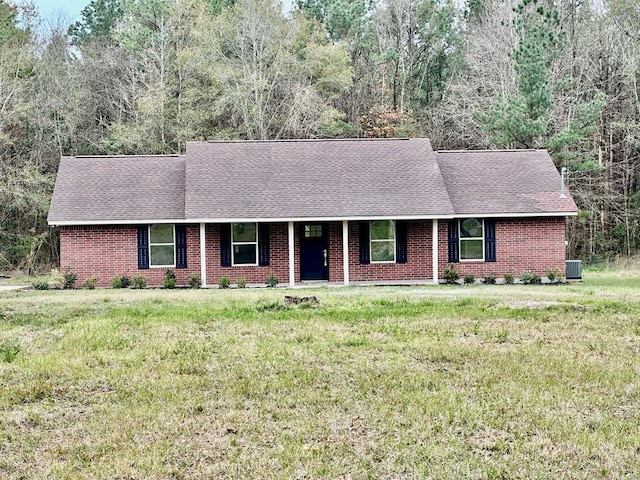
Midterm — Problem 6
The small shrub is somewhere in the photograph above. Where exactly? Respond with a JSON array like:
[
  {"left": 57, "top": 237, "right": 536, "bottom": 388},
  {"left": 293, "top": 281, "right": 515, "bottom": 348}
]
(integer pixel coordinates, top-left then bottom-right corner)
[
  {"left": 237, "top": 277, "right": 247, "bottom": 288},
  {"left": 50, "top": 268, "right": 63, "bottom": 284},
  {"left": 463, "top": 274, "right": 475, "bottom": 285},
  {"left": 481, "top": 272, "right": 497, "bottom": 285},
  {"left": 443, "top": 264, "right": 459, "bottom": 284},
  {"left": 131, "top": 274, "right": 148, "bottom": 289},
  {"left": 521, "top": 270, "right": 542, "bottom": 285},
  {"left": 188, "top": 273, "right": 202, "bottom": 289},
  {"left": 547, "top": 268, "right": 563, "bottom": 284},
  {"left": 82, "top": 276, "right": 99, "bottom": 289},
  {"left": 218, "top": 276, "right": 231, "bottom": 289},
  {"left": 503, "top": 273, "right": 515, "bottom": 285},
  {"left": 163, "top": 270, "right": 177, "bottom": 289},
  {"left": 31, "top": 280, "right": 49, "bottom": 290},
  {"left": 48, "top": 268, "right": 63, "bottom": 289},
  {"left": 265, "top": 274, "right": 279, "bottom": 288},
  {"left": 0, "top": 342, "right": 20, "bottom": 363},
  {"left": 111, "top": 275, "right": 131, "bottom": 289},
  {"left": 520, "top": 270, "right": 533, "bottom": 284},
  {"left": 62, "top": 266, "right": 78, "bottom": 289}
]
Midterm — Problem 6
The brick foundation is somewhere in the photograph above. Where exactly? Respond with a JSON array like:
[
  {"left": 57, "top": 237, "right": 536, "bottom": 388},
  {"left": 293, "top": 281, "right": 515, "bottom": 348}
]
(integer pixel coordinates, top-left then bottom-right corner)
[{"left": 58, "top": 217, "right": 567, "bottom": 287}]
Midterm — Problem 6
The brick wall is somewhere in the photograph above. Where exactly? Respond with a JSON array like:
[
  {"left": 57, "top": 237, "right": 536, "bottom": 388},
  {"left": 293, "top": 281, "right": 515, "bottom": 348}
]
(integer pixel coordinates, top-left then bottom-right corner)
[
  {"left": 205, "top": 223, "right": 291, "bottom": 285},
  {"left": 437, "top": 217, "right": 567, "bottom": 278},
  {"left": 346, "top": 220, "right": 433, "bottom": 282},
  {"left": 60, "top": 225, "right": 201, "bottom": 287},
  {"left": 327, "top": 222, "right": 344, "bottom": 283},
  {"left": 59, "top": 217, "right": 567, "bottom": 287}
]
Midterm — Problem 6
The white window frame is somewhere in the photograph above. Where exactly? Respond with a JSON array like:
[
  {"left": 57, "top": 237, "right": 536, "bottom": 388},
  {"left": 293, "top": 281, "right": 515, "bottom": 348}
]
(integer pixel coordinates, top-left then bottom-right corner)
[
  {"left": 370, "top": 220, "right": 396, "bottom": 264},
  {"left": 232, "top": 222, "right": 259, "bottom": 266},
  {"left": 149, "top": 224, "right": 176, "bottom": 268},
  {"left": 459, "top": 218, "right": 484, "bottom": 262}
]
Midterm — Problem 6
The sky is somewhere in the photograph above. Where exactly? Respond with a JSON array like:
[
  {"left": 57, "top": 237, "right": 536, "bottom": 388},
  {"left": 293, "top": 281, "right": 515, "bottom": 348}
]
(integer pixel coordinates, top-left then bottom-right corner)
[{"left": 31, "top": 0, "right": 89, "bottom": 24}]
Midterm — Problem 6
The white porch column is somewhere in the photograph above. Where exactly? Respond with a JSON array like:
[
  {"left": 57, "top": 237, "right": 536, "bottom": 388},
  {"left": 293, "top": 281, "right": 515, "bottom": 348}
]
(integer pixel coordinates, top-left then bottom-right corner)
[
  {"left": 288, "top": 221, "right": 295, "bottom": 287},
  {"left": 342, "top": 220, "right": 350, "bottom": 285},
  {"left": 432, "top": 219, "right": 439, "bottom": 285},
  {"left": 199, "top": 222, "right": 207, "bottom": 287}
]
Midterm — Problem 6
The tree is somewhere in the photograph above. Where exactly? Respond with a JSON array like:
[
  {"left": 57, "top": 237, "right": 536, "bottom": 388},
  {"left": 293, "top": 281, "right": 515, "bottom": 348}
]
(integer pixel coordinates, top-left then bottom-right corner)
[
  {"left": 69, "top": 0, "right": 123, "bottom": 44},
  {"left": 0, "top": 3, "right": 58, "bottom": 270},
  {"left": 204, "top": 0, "right": 236, "bottom": 15},
  {"left": 479, "top": 0, "right": 565, "bottom": 148},
  {"left": 372, "top": 0, "right": 461, "bottom": 114},
  {"left": 297, "top": 0, "right": 377, "bottom": 128},
  {"left": 105, "top": 0, "right": 177, "bottom": 153},
  {"left": 189, "top": 0, "right": 352, "bottom": 139},
  {"left": 0, "top": 0, "right": 28, "bottom": 47}
]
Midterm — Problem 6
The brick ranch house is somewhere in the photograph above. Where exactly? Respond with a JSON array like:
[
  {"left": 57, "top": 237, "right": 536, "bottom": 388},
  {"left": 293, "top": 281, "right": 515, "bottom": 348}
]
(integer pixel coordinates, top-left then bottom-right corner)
[{"left": 47, "top": 138, "right": 578, "bottom": 287}]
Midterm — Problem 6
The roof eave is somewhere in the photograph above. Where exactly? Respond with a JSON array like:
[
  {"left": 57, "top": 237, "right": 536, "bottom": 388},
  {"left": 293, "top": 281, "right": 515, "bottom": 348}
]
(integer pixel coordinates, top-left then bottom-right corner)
[
  {"left": 451, "top": 211, "right": 578, "bottom": 218},
  {"left": 48, "top": 210, "right": 577, "bottom": 226},
  {"left": 48, "top": 218, "right": 188, "bottom": 227}
]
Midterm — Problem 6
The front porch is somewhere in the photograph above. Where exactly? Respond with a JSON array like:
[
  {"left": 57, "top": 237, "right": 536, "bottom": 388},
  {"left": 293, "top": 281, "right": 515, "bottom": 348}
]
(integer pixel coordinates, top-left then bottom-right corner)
[{"left": 198, "top": 220, "right": 441, "bottom": 288}]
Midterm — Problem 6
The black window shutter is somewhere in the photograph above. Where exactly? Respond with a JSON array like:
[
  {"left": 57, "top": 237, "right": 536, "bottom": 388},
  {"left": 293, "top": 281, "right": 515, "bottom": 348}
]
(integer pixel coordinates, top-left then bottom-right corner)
[
  {"left": 176, "top": 225, "right": 187, "bottom": 269},
  {"left": 396, "top": 221, "right": 408, "bottom": 264},
  {"left": 359, "top": 221, "right": 370, "bottom": 264},
  {"left": 137, "top": 226, "right": 149, "bottom": 269},
  {"left": 220, "top": 224, "right": 231, "bottom": 267},
  {"left": 447, "top": 220, "right": 459, "bottom": 263},
  {"left": 258, "top": 223, "right": 270, "bottom": 266},
  {"left": 485, "top": 219, "right": 496, "bottom": 262}
]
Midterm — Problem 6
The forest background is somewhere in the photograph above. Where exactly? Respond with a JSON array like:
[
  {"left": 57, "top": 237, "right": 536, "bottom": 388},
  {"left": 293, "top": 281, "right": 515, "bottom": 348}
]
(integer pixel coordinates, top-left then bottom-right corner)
[{"left": 0, "top": 0, "right": 638, "bottom": 272}]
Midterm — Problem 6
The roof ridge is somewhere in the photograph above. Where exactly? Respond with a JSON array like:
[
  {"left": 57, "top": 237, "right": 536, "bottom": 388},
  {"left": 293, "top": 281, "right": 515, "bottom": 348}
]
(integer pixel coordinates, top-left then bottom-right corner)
[
  {"left": 72, "top": 154, "right": 184, "bottom": 158},
  {"left": 199, "top": 138, "right": 413, "bottom": 144},
  {"left": 437, "top": 149, "right": 543, "bottom": 153}
]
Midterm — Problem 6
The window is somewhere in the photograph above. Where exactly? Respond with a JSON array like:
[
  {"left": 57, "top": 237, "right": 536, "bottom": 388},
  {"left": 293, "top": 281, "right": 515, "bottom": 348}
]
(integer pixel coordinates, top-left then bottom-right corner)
[
  {"left": 149, "top": 224, "right": 175, "bottom": 267},
  {"left": 232, "top": 223, "right": 258, "bottom": 265},
  {"left": 304, "top": 225, "right": 323, "bottom": 238},
  {"left": 459, "top": 218, "right": 484, "bottom": 261},
  {"left": 370, "top": 220, "right": 396, "bottom": 263}
]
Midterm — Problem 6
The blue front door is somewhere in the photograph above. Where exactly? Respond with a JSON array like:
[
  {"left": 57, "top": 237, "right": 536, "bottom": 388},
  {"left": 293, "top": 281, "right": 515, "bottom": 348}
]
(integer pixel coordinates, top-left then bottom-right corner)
[{"left": 300, "top": 224, "right": 328, "bottom": 280}]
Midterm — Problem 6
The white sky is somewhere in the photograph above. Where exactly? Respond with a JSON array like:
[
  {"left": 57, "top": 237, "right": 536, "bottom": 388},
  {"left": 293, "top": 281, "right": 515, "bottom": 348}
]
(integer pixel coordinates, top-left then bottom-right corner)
[{"left": 30, "top": 0, "right": 89, "bottom": 23}]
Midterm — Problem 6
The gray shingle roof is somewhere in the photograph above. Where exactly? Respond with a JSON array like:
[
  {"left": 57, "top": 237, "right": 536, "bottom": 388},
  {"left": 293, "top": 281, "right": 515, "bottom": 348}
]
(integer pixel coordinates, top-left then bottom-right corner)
[
  {"left": 437, "top": 149, "right": 578, "bottom": 215},
  {"left": 47, "top": 156, "right": 185, "bottom": 224},
  {"left": 185, "top": 138, "right": 453, "bottom": 220},
  {"left": 47, "top": 139, "right": 577, "bottom": 225}
]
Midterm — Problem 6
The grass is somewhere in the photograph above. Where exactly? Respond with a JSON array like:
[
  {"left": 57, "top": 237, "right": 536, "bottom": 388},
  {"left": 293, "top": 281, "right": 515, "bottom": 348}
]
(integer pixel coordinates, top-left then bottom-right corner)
[{"left": 1, "top": 276, "right": 639, "bottom": 478}]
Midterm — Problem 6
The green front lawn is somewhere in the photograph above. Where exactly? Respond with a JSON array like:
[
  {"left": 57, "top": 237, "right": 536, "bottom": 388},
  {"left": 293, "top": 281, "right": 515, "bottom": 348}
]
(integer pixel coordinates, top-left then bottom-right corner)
[{"left": 1, "top": 277, "right": 639, "bottom": 478}]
